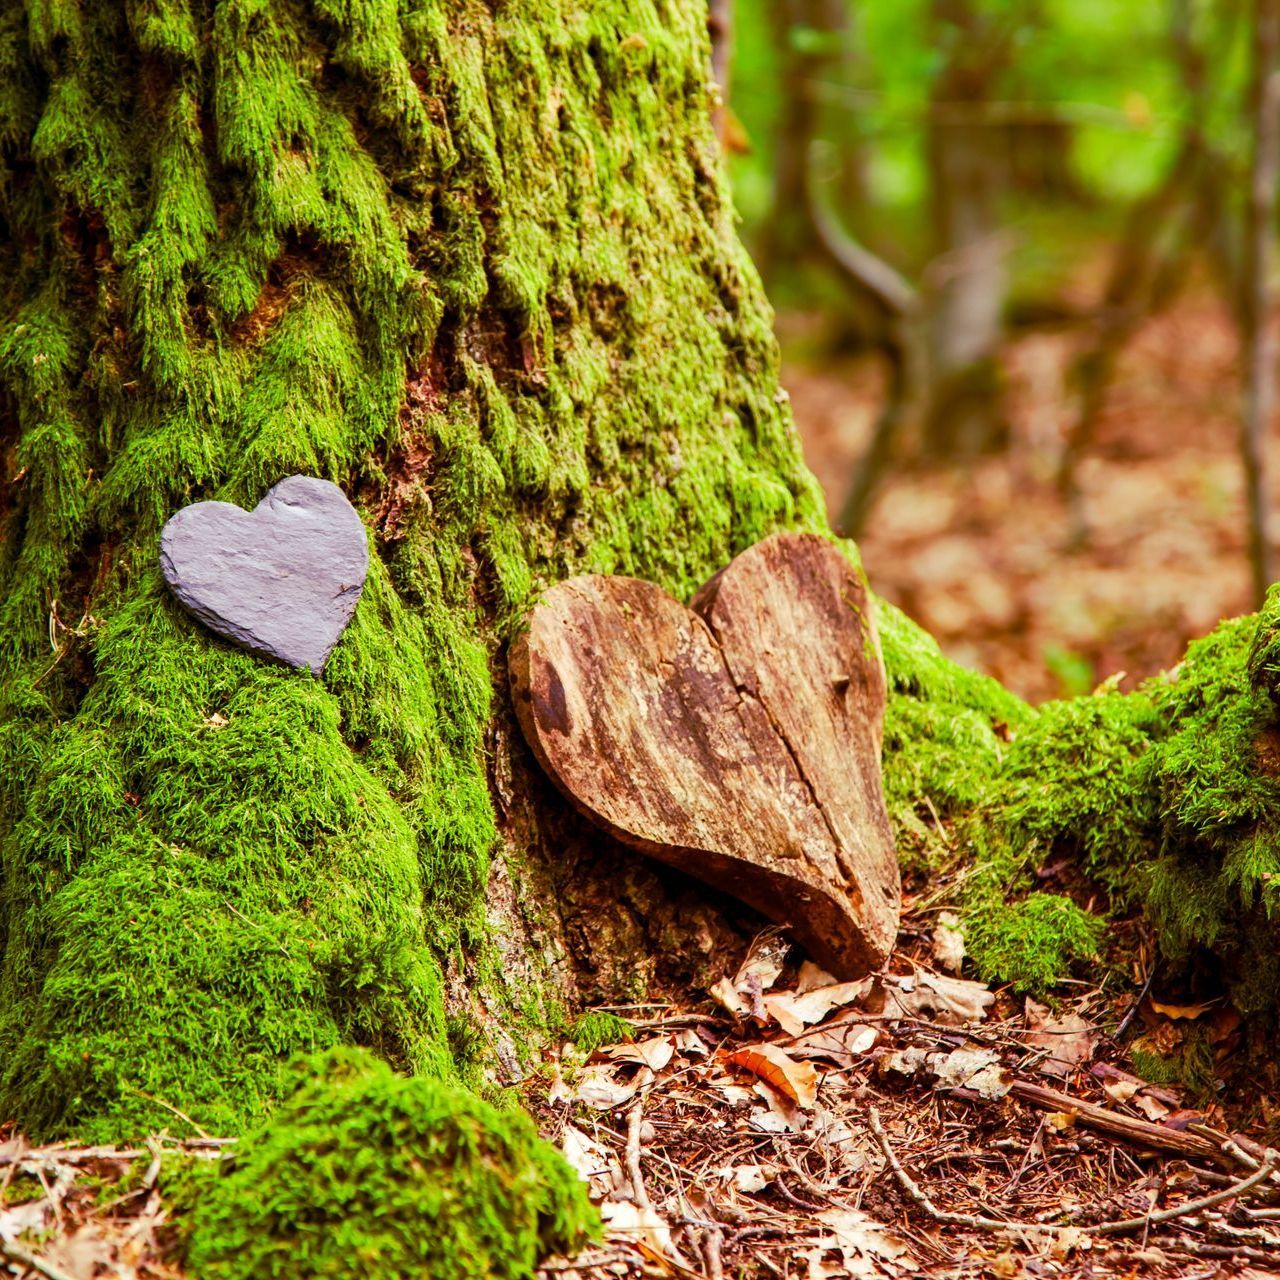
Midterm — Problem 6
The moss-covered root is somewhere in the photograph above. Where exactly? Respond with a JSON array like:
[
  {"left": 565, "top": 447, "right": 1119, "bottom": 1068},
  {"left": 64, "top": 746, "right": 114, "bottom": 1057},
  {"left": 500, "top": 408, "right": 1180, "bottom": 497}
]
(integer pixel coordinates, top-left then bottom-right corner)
[{"left": 180, "top": 1049, "right": 598, "bottom": 1280}]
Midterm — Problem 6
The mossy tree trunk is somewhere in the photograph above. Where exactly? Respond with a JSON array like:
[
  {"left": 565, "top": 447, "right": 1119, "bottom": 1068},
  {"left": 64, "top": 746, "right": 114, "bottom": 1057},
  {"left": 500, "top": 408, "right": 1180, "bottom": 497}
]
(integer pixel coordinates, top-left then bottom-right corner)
[
  {"left": 0, "top": 0, "right": 829, "bottom": 1142},
  {"left": 1, "top": 0, "right": 1277, "bottom": 1166}
]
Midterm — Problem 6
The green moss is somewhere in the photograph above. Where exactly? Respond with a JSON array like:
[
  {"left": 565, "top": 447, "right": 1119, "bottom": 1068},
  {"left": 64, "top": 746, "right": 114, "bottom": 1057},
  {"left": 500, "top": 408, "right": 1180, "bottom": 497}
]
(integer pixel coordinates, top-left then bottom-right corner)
[
  {"left": 180, "top": 1048, "right": 597, "bottom": 1280},
  {"left": 567, "top": 1010, "right": 635, "bottom": 1053},
  {"left": 964, "top": 892, "right": 1105, "bottom": 994},
  {"left": 0, "top": 0, "right": 821, "bottom": 1143}
]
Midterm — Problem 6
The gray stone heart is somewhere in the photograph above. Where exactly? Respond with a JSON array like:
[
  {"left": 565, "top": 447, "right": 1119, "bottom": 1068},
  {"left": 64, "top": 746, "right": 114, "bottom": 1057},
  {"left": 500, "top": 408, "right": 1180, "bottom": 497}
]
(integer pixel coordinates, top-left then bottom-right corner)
[{"left": 160, "top": 475, "right": 369, "bottom": 674}]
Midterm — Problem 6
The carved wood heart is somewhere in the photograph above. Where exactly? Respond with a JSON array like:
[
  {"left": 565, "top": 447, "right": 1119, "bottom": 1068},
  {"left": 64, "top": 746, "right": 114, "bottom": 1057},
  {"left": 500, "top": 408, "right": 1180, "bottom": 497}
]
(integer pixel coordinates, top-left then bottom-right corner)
[{"left": 509, "top": 533, "right": 900, "bottom": 978}]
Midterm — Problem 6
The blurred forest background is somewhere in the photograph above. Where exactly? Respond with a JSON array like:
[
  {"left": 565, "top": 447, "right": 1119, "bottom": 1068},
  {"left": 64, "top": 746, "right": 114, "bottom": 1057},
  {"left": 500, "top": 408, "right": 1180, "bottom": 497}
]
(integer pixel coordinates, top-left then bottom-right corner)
[{"left": 720, "top": 0, "right": 1280, "bottom": 702}]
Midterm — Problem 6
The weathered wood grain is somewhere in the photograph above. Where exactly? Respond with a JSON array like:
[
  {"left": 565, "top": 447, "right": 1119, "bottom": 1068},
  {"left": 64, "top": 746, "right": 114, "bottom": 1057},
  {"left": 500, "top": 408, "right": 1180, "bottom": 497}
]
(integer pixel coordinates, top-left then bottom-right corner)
[{"left": 509, "top": 533, "right": 900, "bottom": 978}]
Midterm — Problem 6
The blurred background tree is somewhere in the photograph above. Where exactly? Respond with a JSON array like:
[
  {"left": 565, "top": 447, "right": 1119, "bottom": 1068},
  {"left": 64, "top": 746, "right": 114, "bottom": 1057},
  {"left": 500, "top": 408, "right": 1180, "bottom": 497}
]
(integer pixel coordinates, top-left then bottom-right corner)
[{"left": 719, "top": 0, "right": 1280, "bottom": 701}]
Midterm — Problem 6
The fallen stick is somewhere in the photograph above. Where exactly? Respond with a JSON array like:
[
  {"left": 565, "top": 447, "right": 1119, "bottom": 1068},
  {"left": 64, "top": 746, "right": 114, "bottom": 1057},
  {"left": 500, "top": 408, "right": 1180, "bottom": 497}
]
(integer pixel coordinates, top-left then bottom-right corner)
[
  {"left": 0, "top": 1238, "right": 77, "bottom": 1280},
  {"left": 1007, "top": 1080, "right": 1227, "bottom": 1166},
  {"left": 1090, "top": 1158, "right": 1277, "bottom": 1236},
  {"left": 869, "top": 1106, "right": 1063, "bottom": 1235}
]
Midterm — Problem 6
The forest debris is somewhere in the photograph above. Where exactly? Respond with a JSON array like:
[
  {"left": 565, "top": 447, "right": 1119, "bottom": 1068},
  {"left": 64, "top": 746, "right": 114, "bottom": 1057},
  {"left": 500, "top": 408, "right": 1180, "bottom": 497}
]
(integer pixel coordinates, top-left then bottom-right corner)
[
  {"left": 807, "top": 1207, "right": 912, "bottom": 1277},
  {"left": 1023, "top": 1000, "right": 1097, "bottom": 1078},
  {"left": 880, "top": 1045, "right": 1012, "bottom": 1100},
  {"left": 787, "top": 1020, "right": 878, "bottom": 1066},
  {"left": 1150, "top": 999, "right": 1217, "bottom": 1020},
  {"left": 1007, "top": 1081, "right": 1224, "bottom": 1163},
  {"left": 601, "top": 1038, "right": 676, "bottom": 1073},
  {"left": 763, "top": 981, "right": 872, "bottom": 1037},
  {"left": 931, "top": 1048, "right": 1013, "bottom": 1100},
  {"left": 931, "top": 911, "right": 966, "bottom": 973},
  {"left": 878, "top": 972, "right": 994, "bottom": 1025},
  {"left": 561, "top": 1125, "right": 624, "bottom": 1200},
  {"left": 571, "top": 1066, "right": 648, "bottom": 1111},
  {"left": 709, "top": 931, "right": 790, "bottom": 1021},
  {"left": 719, "top": 1164, "right": 779, "bottom": 1193},
  {"left": 725, "top": 1044, "right": 819, "bottom": 1110}
]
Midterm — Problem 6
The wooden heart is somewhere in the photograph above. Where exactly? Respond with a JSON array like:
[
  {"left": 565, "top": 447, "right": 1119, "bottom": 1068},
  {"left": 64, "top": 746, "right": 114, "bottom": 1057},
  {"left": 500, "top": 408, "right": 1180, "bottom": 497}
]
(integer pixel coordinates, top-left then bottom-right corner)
[
  {"left": 510, "top": 533, "right": 900, "bottom": 978},
  {"left": 160, "top": 475, "right": 368, "bottom": 674}
]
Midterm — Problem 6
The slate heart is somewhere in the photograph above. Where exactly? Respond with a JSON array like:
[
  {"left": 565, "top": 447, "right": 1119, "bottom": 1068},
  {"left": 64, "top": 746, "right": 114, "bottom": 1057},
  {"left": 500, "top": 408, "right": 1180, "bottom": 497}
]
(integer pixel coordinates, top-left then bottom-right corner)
[
  {"left": 510, "top": 533, "right": 900, "bottom": 978},
  {"left": 160, "top": 475, "right": 368, "bottom": 674}
]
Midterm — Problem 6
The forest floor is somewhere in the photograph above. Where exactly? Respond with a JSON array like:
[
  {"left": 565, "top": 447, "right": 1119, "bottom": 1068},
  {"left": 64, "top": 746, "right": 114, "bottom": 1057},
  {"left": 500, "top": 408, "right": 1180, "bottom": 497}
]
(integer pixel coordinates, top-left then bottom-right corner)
[
  {"left": 786, "top": 288, "right": 1255, "bottom": 705},
  {"left": 532, "top": 898, "right": 1280, "bottom": 1280}
]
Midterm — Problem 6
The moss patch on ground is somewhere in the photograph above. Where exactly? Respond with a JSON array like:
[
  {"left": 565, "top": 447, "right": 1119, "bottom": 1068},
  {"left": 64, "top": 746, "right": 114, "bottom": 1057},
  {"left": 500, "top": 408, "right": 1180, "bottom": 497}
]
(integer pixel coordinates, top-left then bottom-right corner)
[
  {"left": 179, "top": 1048, "right": 597, "bottom": 1280},
  {"left": 882, "top": 590, "right": 1280, "bottom": 1007}
]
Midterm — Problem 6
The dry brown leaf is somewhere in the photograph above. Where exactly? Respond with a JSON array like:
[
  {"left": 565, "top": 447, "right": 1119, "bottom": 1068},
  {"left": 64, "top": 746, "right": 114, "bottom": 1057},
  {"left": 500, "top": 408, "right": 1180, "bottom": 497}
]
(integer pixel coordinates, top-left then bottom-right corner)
[
  {"left": 672, "top": 1028, "right": 708, "bottom": 1058},
  {"left": 573, "top": 1064, "right": 648, "bottom": 1111},
  {"left": 795, "top": 961, "right": 839, "bottom": 994},
  {"left": 710, "top": 930, "right": 791, "bottom": 1021},
  {"left": 879, "top": 972, "right": 994, "bottom": 1025},
  {"left": 764, "top": 979, "right": 874, "bottom": 1036},
  {"left": 718, "top": 1162, "right": 779, "bottom": 1193},
  {"left": 600, "top": 1037, "right": 675, "bottom": 1073},
  {"left": 931, "top": 910, "right": 966, "bottom": 974},
  {"left": 1103, "top": 1079, "right": 1141, "bottom": 1104},
  {"left": 929, "top": 1047, "right": 1012, "bottom": 1100},
  {"left": 1134, "top": 1093, "right": 1171, "bottom": 1122},
  {"left": 789, "top": 1019, "right": 878, "bottom": 1066},
  {"left": 1151, "top": 998, "right": 1217, "bottom": 1021},
  {"left": 811, "top": 1206, "right": 911, "bottom": 1277},
  {"left": 561, "top": 1124, "right": 624, "bottom": 1200},
  {"left": 601, "top": 1199, "right": 677, "bottom": 1258},
  {"left": 725, "top": 1042, "right": 819, "bottom": 1109},
  {"left": 1024, "top": 998, "right": 1097, "bottom": 1078}
]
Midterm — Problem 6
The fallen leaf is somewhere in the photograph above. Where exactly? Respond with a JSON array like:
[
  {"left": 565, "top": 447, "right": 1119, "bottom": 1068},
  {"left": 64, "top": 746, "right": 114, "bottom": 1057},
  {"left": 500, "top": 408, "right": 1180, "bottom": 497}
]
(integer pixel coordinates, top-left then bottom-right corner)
[
  {"left": 931, "top": 911, "right": 966, "bottom": 974},
  {"left": 1134, "top": 1093, "right": 1171, "bottom": 1122},
  {"left": 1049, "top": 1226, "right": 1092, "bottom": 1260},
  {"left": 1103, "top": 1079, "right": 1141, "bottom": 1104},
  {"left": 789, "top": 1019, "right": 878, "bottom": 1066},
  {"left": 1047, "top": 1111, "right": 1077, "bottom": 1131},
  {"left": 764, "top": 979, "right": 873, "bottom": 1036},
  {"left": 1151, "top": 999, "right": 1217, "bottom": 1021},
  {"left": 561, "top": 1125, "right": 624, "bottom": 1199},
  {"left": 879, "top": 972, "right": 994, "bottom": 1025},
  {"left": 573, "top": 1064, "right": 648, "bottom": 1110},
  {"left": 795, "top": 961, "right": 838, "bottom": 994},
  {"left": 601, "top": 1199, "right": 677, "bottom": 1258},
  {"left": 813, "top": 1206, "right": 911, "bottom": 1276},
  {"left": 600, "top": 1037, "right": 675, "bottom": 1073},
  {"left": 929, "top": 1047, "right": 1012, "bottom": 1100},
  {"left": 1024, "top": 999, "right": 1097, "bottom": 1078},
  {"left": 725, "top": 1042, "right": 819, "bottom": 1109},
  {"left": 719, "top": 1162, "right": 779, "bottom": 1193},
  {"left": 880, "top": 1046, "right": 931, "bottom": 1079},
  {"left": 673, "top": 1028, "right": 709, "bottom": 1058},
  {"left": 710, "top": 930, "right": 790, "bottom": 1021}
]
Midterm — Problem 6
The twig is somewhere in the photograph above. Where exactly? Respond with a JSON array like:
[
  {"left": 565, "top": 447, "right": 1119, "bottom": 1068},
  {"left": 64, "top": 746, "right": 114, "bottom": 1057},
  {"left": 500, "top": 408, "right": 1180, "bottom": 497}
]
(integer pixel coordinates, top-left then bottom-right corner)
[
  {"left": 624, "top": 1098, "right": 653, "bottom": 1214},
  {"left": 122, "top": 1087, "right": 214, "bottom": 1140},
  {"left": 1007, "top": 1080, "right": 1226, "bottom": 1165},
  {"left": 869, "top": 1106, "right": 1062, "bottom": 1234},
  {"left": 1092, "top": 1157, "right": 1277, "bottom": 1236},
  {"left": 702, "top": 1227, "right": 725, "bottom": 1280},
  {"left": 0, "top": 1239, "right": 78, "bottom": 1280}
]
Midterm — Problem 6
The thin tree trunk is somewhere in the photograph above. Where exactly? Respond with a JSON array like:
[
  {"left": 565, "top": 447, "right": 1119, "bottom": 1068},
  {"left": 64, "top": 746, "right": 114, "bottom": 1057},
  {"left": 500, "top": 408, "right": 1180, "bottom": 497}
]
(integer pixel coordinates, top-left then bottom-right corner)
[
  {"left": 708, "top": 0, "right": 733, "bottom": 146},
  {"left": 921, "top": 0, "right": 1011, "bottom": 459},
  {"left": 1241, "top": 0, "right": 1280, "bottom": 604}
]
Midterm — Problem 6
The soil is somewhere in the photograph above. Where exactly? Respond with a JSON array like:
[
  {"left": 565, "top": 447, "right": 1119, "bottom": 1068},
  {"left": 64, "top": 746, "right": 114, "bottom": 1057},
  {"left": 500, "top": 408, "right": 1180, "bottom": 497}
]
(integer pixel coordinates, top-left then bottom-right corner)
[{"left": 785, "top": 290, "right": 1257, "bottom": 704}]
